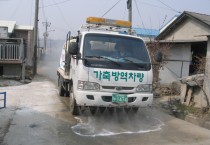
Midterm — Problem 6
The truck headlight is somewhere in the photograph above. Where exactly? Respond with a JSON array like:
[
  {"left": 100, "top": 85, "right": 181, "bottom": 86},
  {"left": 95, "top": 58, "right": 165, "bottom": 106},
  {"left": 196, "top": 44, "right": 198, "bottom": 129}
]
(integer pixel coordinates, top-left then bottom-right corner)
[
  {"left": 78, "top": 81, "right": 100, "bottom": 90},
  {"left": 136, "top": 84, "right": 152, "bottom": 92}
]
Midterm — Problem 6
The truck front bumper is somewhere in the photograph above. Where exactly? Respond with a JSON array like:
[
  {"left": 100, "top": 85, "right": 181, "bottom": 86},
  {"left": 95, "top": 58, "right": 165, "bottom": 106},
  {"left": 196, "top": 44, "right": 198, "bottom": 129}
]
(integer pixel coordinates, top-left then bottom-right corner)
[{"left": 75, "top": 90, "right": 153, "bottom": 107}]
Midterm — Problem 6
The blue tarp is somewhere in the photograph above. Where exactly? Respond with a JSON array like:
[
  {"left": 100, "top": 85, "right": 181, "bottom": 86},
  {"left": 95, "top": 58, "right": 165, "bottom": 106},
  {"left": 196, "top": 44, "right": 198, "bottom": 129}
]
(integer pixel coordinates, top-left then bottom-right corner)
[{"left": 133, "top": 27, "right": 159, "bottom": 37}]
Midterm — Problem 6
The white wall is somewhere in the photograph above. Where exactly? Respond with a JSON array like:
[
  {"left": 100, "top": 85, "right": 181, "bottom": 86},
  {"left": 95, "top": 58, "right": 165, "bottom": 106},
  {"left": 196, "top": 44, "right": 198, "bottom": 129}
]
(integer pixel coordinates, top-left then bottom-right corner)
[
  {"left": 164, "top": 18, "right": 210, "bottom": 41},
  {"left": 159, "top": 44, "right": 191, "bottom": 84}
]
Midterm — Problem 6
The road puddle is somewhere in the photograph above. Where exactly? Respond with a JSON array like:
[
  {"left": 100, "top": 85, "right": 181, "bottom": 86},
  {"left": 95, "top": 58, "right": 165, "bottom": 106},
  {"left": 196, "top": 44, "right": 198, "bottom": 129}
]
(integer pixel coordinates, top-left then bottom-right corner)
[{"left": 71, "top": 108, "right": 164, "bottom": 137}]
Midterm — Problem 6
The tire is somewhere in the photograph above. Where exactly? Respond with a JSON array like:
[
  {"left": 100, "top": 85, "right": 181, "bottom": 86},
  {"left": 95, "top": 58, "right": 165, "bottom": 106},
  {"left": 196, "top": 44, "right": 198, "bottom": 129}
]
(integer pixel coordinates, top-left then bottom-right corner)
[
  {"left": 69, "top": 85, "right": 79, "bottom": 115},
  {"left": 58, "top": 77, "right": 65, "bottom": 96}
]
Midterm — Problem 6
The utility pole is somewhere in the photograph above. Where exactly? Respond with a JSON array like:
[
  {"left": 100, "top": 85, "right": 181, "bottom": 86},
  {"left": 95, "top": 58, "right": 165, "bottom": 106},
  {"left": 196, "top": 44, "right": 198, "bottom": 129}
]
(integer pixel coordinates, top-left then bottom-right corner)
[
  {"left": 33, "top": 0, "right": 39, "bottom": 76},
  {"left": 127, "top": 0, "right": 132, "bottom": 34},
  {"left": 43, "top": 20, "right": 51, "bottom": 54}
]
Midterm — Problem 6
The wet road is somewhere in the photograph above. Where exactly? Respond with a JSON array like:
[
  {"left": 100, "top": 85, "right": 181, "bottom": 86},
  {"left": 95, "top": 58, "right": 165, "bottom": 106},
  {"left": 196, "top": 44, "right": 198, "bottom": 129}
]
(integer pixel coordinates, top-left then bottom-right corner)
[{"left": 1, "top": 52, "right": 210, "bottom": 145}]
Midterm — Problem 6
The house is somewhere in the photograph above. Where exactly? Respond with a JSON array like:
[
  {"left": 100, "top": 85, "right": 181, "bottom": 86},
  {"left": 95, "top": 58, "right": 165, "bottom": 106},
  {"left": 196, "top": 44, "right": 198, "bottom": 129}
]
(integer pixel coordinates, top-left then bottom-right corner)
[
  {"left": 0, "top": 21, "right": 34, "bottom": 79},
  {"left": 156, "top": 11, "right": 210, "bottom": 84}
]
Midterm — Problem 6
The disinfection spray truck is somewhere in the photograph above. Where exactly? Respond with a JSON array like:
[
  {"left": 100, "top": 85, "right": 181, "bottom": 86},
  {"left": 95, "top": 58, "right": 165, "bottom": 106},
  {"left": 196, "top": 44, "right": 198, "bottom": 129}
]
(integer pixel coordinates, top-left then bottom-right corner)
[{"left": 57, "top": 17, "right": 161, "bottom": 115}]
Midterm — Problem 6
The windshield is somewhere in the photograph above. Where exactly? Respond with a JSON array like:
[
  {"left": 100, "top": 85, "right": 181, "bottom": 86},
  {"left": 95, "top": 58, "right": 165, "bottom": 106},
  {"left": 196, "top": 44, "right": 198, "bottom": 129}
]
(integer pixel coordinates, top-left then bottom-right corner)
[{"left": 83, "top": 33, "right": 151, "bottom": 71}]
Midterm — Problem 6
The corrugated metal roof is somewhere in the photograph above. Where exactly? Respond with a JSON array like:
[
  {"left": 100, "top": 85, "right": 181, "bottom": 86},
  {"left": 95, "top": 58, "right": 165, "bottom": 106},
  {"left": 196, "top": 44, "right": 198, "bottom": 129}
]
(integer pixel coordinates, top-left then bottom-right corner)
[
  {"left": 133, "top": 27, "right": 159, "bottom": 37},
  {"left": 186, "top": 11, "right": 210, "bottom": 26},
  {"left": 160, "top": 15, "right": 178, "bottom": 33},
  {"left": 0, "top": 20, "right": 16, "bottom": 33}
]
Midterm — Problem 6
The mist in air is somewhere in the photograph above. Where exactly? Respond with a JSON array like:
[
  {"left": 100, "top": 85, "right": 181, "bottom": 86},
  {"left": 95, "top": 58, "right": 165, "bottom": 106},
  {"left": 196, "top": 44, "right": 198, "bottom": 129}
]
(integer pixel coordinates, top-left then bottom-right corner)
[
  {"left": 72, "top": 108, "right": 164, "bottom": 137},
  {"left": 38, "top": 39, "right": 65, "bottom": 83}
]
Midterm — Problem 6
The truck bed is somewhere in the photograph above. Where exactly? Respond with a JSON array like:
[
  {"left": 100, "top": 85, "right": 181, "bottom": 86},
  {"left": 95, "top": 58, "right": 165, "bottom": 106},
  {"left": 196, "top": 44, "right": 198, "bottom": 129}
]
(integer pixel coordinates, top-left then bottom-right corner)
[{"left": 57, "top": 67, "right": 70, "bottom": 80}]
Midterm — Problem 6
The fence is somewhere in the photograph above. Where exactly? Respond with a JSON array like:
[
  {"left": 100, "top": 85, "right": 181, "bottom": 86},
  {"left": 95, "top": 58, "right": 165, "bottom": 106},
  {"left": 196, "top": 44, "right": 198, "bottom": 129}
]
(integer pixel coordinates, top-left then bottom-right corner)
[
  {"left": 0, "top": 38, "right": 24, "bottom": 61},
  {"left": 0, "top": 92, "right": 6, "bottom": 108}
]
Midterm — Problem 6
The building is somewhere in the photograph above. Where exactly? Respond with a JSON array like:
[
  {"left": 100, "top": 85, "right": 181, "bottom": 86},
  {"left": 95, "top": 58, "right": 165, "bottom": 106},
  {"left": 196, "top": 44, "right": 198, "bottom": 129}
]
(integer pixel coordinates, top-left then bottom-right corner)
[
  {"left": 156, "top": 11, "right": 210, "bottom": 84},
  {"left": 0, "top": 21, "right": 34, "bottom": 79}
]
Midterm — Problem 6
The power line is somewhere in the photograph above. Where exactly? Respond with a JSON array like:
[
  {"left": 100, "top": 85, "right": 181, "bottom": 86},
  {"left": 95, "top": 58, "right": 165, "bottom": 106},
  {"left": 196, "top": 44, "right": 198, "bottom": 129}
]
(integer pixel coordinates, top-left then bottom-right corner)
[
  {"left": 39, "top": 0, "right": 72, "bottom": 8},
  {"left": 101, "top": 0, "right": 122, "bottom": 17},
  {"left": 136, "top": 0, "right": 181, "bottom": 13},
  {"left": 122, "top": 3, "right": 127, "bottom": 20},
  {"left": 134, "top": 0, "right": 145, "bottom": 28},
  {"left": 161, "top": 15, "right": 167, "bottom": 28},
  {"left": 41, "top": 0, "right": 46, "bottom": 21},
  {"left": 9, "top": 0, "right": 23, "bottom": 19},
  {"left": 52, "top": 0, "right": 75, "bottom": 34},
  {"left": 136, "top": 0, "right": 172, "bottom": 11},
  {"left": 157, "top": 0, "right": 181, "bottom": 14},
  {"left": 96, "top": 0, "right": 111, "bottom": 17}
]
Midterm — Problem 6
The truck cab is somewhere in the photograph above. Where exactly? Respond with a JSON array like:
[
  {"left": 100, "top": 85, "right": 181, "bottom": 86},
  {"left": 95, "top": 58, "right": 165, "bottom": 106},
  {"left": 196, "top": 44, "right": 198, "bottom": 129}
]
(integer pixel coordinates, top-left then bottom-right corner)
[{"left": 57, "top": 17, "right": 154, "bottom": 115}]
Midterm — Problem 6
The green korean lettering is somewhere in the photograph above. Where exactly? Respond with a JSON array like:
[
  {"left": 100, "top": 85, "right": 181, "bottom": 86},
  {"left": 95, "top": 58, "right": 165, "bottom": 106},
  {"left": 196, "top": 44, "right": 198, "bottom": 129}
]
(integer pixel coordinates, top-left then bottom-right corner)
[
  {"left": 103, "top": 71, "right": 111, "bottom": 81},
  {"left": 112, "top": 71, "right": 119, "bottom": 81}
]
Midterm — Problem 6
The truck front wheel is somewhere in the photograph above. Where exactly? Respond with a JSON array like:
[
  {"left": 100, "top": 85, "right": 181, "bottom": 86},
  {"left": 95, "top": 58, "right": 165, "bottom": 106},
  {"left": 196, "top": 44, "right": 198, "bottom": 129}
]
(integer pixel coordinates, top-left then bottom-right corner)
[{"left": 69, "top": 85, "right": 79, "bottom": 115}]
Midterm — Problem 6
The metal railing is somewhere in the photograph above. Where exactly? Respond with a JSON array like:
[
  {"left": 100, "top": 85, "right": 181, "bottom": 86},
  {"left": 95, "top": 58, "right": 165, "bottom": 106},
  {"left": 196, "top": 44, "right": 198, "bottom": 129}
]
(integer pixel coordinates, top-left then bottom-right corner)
[
  {"left": 0, "top": 38, "right": 24, "bottom": 61},
  {"left": 0, "top": 92, "right": 6, "bottom": 109}
]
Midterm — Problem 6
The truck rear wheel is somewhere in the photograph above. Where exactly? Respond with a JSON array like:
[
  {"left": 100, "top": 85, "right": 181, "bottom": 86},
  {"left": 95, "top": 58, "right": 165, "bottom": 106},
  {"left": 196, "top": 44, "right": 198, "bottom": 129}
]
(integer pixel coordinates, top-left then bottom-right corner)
[
  {"left": 58, "top": 77, "right": 65, "bottom": 96},
  {"left": 69, "top": 85, "right": 79, "bottom": 115}
]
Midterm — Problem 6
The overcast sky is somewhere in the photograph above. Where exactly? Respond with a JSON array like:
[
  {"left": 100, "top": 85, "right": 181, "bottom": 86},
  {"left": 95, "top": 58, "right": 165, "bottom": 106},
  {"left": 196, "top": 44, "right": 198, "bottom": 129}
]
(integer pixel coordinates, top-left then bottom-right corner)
[{"left": 1, "top": 0, "right": 210, "bottom": 40}]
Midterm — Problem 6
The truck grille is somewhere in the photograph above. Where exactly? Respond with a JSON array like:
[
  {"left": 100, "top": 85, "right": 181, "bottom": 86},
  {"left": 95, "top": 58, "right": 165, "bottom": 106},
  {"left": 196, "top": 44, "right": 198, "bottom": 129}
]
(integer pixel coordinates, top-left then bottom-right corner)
[{"left": 102, "top": 86, "right": 134, "bottom": 90}]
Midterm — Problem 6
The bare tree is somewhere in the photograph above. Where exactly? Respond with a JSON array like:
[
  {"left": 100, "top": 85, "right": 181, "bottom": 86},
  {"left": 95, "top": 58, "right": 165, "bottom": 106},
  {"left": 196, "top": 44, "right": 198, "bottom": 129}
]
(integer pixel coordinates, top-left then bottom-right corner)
[
  {"left": 192, "top": 56, "right": 206, "bottom": 74},
  {"left": 147, "top": 40, "right": 171, "bottom": 84}
]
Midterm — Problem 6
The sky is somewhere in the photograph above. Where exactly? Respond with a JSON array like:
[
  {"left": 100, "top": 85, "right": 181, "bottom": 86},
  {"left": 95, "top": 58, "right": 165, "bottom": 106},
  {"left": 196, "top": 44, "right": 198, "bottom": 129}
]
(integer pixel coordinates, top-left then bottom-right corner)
[{"left": 0, "top": 0, "right": 210, "bottom": 40}]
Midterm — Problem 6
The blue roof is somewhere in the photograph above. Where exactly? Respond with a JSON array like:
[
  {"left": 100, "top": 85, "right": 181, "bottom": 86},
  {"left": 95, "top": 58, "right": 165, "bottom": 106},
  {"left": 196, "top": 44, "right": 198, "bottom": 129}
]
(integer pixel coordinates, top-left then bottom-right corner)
[{"left": 132, "top": 27, "right": 159, "bottom": 37}]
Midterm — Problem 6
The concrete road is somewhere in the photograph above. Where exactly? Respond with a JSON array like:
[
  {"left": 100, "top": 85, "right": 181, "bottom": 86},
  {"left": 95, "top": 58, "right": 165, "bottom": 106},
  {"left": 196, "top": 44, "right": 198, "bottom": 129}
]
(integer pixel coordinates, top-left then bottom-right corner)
[
  {"left": 1, "top": 53, "right": 210, "bottom": 145},
  {"left": 1, "top": 75, "right": 210, "bottom": 145}
]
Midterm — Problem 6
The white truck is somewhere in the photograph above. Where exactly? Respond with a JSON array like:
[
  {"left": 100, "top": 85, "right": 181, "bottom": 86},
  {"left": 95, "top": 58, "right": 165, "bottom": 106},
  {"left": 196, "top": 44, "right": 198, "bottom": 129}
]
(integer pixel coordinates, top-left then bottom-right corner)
[{"left": 57, "top": 17, "right": 162, "bottom": 115}]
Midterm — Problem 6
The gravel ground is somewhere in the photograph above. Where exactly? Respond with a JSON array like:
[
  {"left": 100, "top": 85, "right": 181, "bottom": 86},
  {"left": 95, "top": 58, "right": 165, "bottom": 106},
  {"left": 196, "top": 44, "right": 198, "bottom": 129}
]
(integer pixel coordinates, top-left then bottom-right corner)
[{"left": 0, "top": 79, "right": 31, "bottom": 87}]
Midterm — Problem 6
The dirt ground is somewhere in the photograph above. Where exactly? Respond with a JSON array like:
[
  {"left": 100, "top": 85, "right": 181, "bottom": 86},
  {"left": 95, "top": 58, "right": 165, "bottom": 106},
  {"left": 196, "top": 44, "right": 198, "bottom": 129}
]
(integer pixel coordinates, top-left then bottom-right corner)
[
  {"left": 156, "top": 95, "right": 210, "bottom": 130},
  {"left": 0, "top": 79, "right": 25, "bottom": 87}
]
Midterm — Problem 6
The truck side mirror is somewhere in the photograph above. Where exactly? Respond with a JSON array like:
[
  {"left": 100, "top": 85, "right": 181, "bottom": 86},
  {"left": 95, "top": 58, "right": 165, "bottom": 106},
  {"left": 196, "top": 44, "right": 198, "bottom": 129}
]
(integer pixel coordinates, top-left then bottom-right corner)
[
  {"left": 155, "top": 51, "right": 162, "bottom": 62},
  {"left": 68, "top": 42, "right": 78, "bottom": 55}
]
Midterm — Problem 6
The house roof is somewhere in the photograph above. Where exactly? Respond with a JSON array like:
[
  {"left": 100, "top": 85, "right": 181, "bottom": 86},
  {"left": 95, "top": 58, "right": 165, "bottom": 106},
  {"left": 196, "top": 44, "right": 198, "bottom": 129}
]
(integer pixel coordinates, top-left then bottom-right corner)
[
  {"left": 187, "top": 11, "right": 210, "bottom": 26},
  {"left": 15, "top": 25, "right": 33, "bottom": 31},
  {"left": 160, "top": 15, "right": 178, "bottom": 33},
  {"left": 156, "top": 11, "right": 210, "bottom": 40},
  {"left": 0, "top": 20, "right": 16, "bottom": 34},
  {"left": 0, "top": 20, "right": 33, "bottom": 35}
]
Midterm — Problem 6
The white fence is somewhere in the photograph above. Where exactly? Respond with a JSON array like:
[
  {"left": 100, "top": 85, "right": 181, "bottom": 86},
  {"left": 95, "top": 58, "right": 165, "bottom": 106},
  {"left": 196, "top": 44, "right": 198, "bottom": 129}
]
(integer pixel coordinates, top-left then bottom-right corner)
[{"left": 0, "top": 39, "right": 24, "bottom": 61}]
